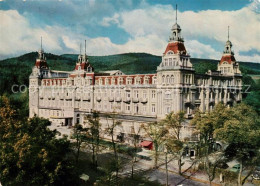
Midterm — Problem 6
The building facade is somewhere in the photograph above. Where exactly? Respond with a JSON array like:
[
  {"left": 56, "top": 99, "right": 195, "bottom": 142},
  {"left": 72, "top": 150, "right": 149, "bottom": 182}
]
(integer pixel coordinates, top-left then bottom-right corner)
[{"left": 29, "top": 19, "right": 242, "bottom": 143}]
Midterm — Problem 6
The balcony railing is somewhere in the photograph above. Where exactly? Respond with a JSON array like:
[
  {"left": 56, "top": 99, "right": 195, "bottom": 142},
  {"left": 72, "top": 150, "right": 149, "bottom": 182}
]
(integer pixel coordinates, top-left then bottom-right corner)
[
  {"left": 115, "top": 97, "right": 122, "bottom": 102},
  {"left": 140, "top": 98, "right": 148, "bottom": 103},
  {"left": 132, "top": 98, "right": 139, "bottom": 103}
]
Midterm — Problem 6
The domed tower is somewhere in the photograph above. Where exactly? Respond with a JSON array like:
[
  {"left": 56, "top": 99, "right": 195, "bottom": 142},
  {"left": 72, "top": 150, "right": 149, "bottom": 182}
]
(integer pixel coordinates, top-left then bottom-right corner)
[
  {"left": 157, "top": 5, "right": 194, "bottom": 86},
  {"left": 156, "top": 5, "right": 195, "bottom": 118},
  {"left": 217, "top": 26, "right": 241, "bottom": 75},
  {"left": 29, "top": 37, "right": 49, "bottom": 117}
]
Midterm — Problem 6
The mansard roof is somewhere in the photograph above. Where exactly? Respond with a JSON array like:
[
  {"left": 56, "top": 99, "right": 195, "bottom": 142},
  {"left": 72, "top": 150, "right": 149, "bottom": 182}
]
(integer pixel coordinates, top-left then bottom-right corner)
[
  {"left": 220, "top": 54, "right": 236, "bottom": 65},
  {"left": 74, "top": 62, "right": 93, "bottom": 71},
  {"left": 35, "top": 59, "right": 48, "bottom": 69},
  {"left": 164, "top": 42, "right": 187, "bottom": 55}
]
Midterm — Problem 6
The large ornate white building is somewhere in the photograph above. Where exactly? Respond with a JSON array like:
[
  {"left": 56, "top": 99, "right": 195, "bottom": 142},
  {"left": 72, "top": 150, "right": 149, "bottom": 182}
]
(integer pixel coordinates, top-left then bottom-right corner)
[{"left": 29, "top": 18, "right": 242, "bottom": 143}]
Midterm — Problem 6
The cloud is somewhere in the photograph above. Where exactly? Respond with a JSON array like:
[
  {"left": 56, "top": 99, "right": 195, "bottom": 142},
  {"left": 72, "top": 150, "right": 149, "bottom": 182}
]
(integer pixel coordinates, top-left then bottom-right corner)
[
  {"left": 1, "top": 1, "right": 260, "bottom": 63},
  {"left": 100, "top": 13, "right": 120, "bottom": 27},
  {"left": 101, "top": 3, "right": 260, "bottom": 62}
]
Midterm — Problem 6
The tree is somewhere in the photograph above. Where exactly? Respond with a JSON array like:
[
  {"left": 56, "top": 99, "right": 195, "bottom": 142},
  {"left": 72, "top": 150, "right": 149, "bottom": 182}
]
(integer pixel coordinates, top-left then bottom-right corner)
[
  {"left": 142, "top": 121, "right": 168, "bottom": 168},
  {"left": 191, "top": 103, "right": 228, "bottom": 185},
  {"left": 0, "top": 96, "right": 76, "bottom": 185},
  {"left": 163, "top": 111, "right": 185, "bottom": 175},
  {"left": 85, "top": 111, "right": 101, "bottom": 169},
  {"left": 127, "top": 126, "right": 141, "bottom": 179},
  {"left": 215, "top": 103, "right": 260, "bottom": 186},
  {"left": 71, "top": 123, "right": 86, "bottom": 164},
  {"left": 105, "top": 111, "right": 122, "bottom": 180}
]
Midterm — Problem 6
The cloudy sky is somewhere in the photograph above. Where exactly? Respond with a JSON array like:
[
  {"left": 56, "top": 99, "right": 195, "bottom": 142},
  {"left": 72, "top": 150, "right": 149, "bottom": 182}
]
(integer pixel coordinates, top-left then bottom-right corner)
[{"left": 0, "top": 0, "right": 260, "bottom": 62}]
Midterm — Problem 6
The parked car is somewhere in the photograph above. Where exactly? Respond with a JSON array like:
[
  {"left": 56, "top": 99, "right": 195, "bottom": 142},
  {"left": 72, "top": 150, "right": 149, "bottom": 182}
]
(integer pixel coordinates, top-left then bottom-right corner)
[
  {"left": 252, "top": 166, "right": 260, "bottom": 180},
  {"left": 230, "top": 164, "right": 240, "bottom": 173}
]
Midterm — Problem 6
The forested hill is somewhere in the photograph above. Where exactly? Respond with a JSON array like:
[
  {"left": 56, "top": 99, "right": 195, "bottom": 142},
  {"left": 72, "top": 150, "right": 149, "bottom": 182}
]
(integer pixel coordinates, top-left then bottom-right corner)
[{"left": 0, "top": 52, "right": 260, "bottom": 95}]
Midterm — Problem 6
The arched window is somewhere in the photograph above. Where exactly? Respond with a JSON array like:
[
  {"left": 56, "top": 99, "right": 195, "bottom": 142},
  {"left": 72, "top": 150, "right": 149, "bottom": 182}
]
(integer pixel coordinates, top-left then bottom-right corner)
[
  {"left": 162, "top": 75, "right": 165, "bottom": 84},
  {"left": 170, "top": 75, "right": 174, "bottom": 84},
  {"left": 166, "top": 75, "right": 170, "bottom": 84}
]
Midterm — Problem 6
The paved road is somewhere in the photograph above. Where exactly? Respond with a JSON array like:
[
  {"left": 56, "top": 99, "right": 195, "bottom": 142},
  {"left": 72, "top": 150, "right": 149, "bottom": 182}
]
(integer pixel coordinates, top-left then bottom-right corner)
[{"left": 148, "top": 169, "right": 208, "bottom": 186}]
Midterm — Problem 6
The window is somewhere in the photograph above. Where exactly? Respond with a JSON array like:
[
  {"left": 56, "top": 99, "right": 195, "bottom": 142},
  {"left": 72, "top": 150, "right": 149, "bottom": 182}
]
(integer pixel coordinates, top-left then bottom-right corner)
[
  {"left": 152, "top": 76, "right": 157, "bottom": 84},
  {"left": 152, "top": 104, "right": 156, "bottom": 113},
  {"left": 126, "top": 105, "right": 131, "bottom": 111},
  {"left": 127, "top": 78, "right": 132, "bottom": 85},
  {"left": 99, "top": 78, "right": 103, "bottom": 85},
  {"left": 134, "top": 90, "right": 139, "bottom": 98},
  {"left": 111, "top": 78, "right": 115, "bottom": 85},
  {"left": 166, "top": 106, "right": 171, "bottom": 114},
  {"left": 143, "top": 91, "right": 147, "bottom": 98},
  {"left": 165, "top": 92, "right": 171, "bottom": 99},
  {"left": 118, "top": 77, "right": 124, "bottom": 85},
  {"left": 169, "top": 58, "right": 172, "bottom": 66},
  {"left": 105, "top": 78, "right": 110, "bottom": 85},
  {"left": 152, "top": 90, "right": 156, "bottom": 99},
  {"left": 144, "top": 76, "right": 149, "bottom": 84},
  {"left": 135, "top": 77, "right": 141, "bottom": 84},
  {"left": 164, "top": 58, "right": 168, "bottom": 66},
  {"left": 126, "top": 91, "right": 131, "bottom": 98},
  {"left": 170, "top": 75, "right": 174, "bottom": 84},
  {"left": 143, "top": 105, "right": 147, "bottom": 112}
]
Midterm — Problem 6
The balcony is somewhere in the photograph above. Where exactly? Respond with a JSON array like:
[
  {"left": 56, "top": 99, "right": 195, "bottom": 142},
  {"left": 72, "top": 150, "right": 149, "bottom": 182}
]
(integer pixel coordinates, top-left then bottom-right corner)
[
  {"left": 123, "top": 97, "right": 131, "bottom": 103},
  {"left": 184, "top": 99, "right": 191, "bottom": 104},
  {"left": 115, "top": 97, "right": 122, "bottom": 102},
  {"left": 195, "top": 99, "right": 201, "bottom": 105},
  {"left": 140, "top": 98, "right": 148, "bottom": 103},
  {"left": 132, "top": 97, "right": 139, "bottom": 103},
  {"left": 75, "top": 97, "right": 81, "bottom": 101},
  {"left": 109, "top": 97, "right": 114, "bottom": 102},
  {"left": 83, "top": 97, "right": 90, "bottom": 101}
]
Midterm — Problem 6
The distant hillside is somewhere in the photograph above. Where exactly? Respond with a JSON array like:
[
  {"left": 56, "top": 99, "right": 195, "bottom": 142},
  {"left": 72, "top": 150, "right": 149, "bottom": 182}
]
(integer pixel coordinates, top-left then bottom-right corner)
[{"left": 0, "top": 52, "right": 260, "bottom": 95}]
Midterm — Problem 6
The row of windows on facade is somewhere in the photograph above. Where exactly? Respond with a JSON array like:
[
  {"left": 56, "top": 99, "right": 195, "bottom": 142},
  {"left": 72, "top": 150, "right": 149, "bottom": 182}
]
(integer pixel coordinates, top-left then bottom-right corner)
[
  {"left": 197, "top": 78, "right": 241, "bottom": 86},
  {"left": 161, "top": 57, "right": 190, "bottom": 67},
  {"left": 41, "top": 76, "right": 157, "bottom": 86},
  {"left": 161, "top": 74, "right": 192, "bottom": 84},
  {"left": 39, "top": 89, "right": 157, "bottom": 99},
  {"left": 219, "top": 67, "right": 232, "bottom": 74},
  {"left": 39, "top": 102, "right": 157, "bottom": 115},
  {"left": 95, "top": 76, "right": 157, "bottom": 85}
]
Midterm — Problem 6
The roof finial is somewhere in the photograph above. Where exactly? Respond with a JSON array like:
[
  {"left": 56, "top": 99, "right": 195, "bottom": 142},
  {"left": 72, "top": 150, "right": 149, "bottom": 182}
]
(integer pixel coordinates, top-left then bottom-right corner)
[
  {"left": 85, "top": 40, "right": 86, "bottom": 55},
  {"left": 176, "top": 4, "right": 178, "bottom": 23},
  {"left": 80, "top": 43, "right": 82, "bottom": 55},
  {"left": 228, "top": 26, "right": 230, "bottom": 41},
  {"left": 41, "top": 36, "right": 42, "bottom": 50}
]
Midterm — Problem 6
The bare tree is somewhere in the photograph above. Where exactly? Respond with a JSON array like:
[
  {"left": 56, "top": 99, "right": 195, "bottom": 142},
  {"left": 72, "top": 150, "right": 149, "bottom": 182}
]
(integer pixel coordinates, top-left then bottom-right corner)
[{"left": 142, "top": 121, "right": 168, "bottom": 168}]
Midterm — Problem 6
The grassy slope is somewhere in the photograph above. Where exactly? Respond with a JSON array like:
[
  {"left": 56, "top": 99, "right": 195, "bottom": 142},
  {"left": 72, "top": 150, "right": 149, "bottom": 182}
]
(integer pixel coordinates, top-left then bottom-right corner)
[{"left": 0, "top": 52, "right": 259, "bottom": 95}]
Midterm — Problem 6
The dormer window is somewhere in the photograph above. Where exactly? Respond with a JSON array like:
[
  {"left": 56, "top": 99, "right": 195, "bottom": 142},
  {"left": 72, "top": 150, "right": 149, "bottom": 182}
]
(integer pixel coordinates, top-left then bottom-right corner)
[
  {"left": 126, "top": 77, "right": 132, "bottom": 85},
  {"left": 118, "top": 77, "right": 124, "bottom": 85},
  {"left": 152, "top": 76, "right": 157, "bottom": 84},
  {"left": 99, "top": 78, "right": 103, "bottom": 85},
  {"left": 135, "top": 77, "right": 141, "bottom": 84},
  {"left": 144, "top": 76, "right": 149, "bottom": 84},
  {"left": 111, "top": 78, "right": 115, "bottom": 85},
  {"left": 105, "top": 78, "right": 110, "bottom": 85}
]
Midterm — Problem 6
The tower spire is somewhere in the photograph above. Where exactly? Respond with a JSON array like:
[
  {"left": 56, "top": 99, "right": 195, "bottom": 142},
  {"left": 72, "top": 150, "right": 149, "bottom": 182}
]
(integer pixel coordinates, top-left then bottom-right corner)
[
  {"left": 85, "top": 40, "right": 86, "bottom": 55},
  {"left": 228, "top": 26, "right": 230, "bottom": 41},
  {"left": 80, "top": 43, "right": 82, "bottom": 55},
  {"left": 176, "top": 4, "right": 177, "bottom": 23},
  {"left": 41, "top": 36, "right": 42, "bottom": 50}
]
